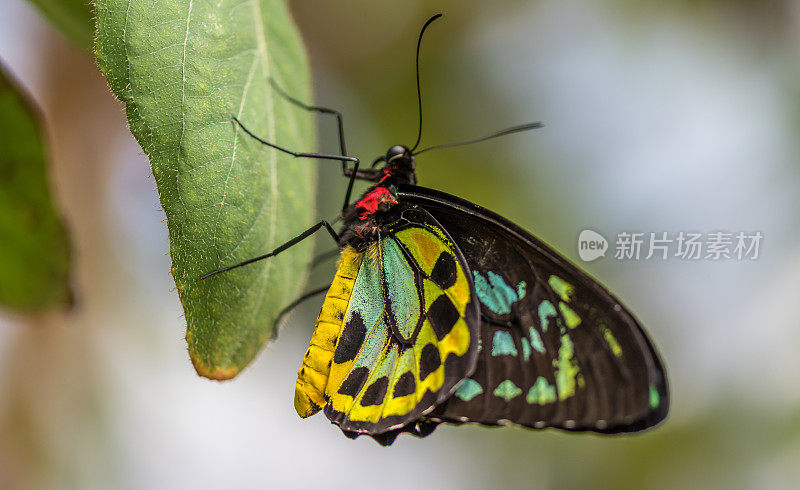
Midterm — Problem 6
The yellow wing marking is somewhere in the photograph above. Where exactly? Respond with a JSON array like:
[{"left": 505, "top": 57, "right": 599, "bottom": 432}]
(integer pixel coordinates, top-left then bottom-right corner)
[
  {"left": 294, "top": 247, "right": 362, "bottom": 418},
  {"left": 297, "top": 224, "right": 475, "bottom": 428},
  {"left": 403, "top": 228, "right": 470, "bottom": 309}
]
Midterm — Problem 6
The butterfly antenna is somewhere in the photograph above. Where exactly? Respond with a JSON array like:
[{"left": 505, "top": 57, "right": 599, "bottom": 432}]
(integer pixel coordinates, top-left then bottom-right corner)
[
  {"left": 412, "top": 122, "right": 544, "bottom": 156},
  {"left": 409, "top": 13, "right": 443, "bottom": 153}
]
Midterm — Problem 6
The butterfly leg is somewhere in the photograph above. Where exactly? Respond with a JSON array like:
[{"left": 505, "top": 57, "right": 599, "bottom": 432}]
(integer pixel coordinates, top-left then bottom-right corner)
[
  {"left": 201, "top": 219, "right": 340, "bottom": 279},
  {"left": 269, "top": 78, "right": 348, "bottom": 158},
  {"left": 233, "top": 116, "right": 361, "bottom": 213},
  {"left": 267, "top": 80, "right": 368, "bottom": 213}
]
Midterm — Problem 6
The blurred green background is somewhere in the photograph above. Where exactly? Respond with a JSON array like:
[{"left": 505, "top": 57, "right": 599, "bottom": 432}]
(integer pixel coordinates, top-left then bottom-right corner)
[{"left": 1, "top": 0, "right": 799, "bottom": 488}]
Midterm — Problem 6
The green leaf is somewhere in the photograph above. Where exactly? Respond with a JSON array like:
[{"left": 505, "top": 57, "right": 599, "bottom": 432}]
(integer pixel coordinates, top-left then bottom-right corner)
[
  {"left": 0, "top": 65, "right": 72, "bottom": 312},
  {"left": 95, "top": 0, "right": 316, "bottom": 379},
  {"left": 27, "top": 0, "right": 94, "bottom": 50}
]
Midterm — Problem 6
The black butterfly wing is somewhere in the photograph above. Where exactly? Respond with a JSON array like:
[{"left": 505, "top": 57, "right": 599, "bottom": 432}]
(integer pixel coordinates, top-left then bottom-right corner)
[{"left": 398, "top": 185, "right": 669, "bottom": 433}]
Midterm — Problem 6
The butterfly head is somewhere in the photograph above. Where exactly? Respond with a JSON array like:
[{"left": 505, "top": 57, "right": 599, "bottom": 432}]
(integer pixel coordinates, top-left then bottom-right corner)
[
  {"left": 385, "top": 145, "right": 411, "bottom": 164},
  {"left": 372, "top": 145, "right": 417, "bottom": 185}
]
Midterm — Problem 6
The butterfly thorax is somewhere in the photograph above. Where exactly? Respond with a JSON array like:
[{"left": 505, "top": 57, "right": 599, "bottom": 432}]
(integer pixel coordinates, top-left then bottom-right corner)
[{"left": 339, "top": 146, "right": 418, "bottom": 250}]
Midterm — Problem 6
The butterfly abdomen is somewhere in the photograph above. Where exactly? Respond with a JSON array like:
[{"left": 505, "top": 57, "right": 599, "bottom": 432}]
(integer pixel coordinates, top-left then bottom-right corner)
[{"left": 294, "top": 248, "right": 364, "bottom": 418}]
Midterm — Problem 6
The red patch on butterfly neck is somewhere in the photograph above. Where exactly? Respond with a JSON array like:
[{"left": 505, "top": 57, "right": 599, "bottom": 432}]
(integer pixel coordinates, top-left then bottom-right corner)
[
  {"left": 376, "top": 171, "right": 391, "bottom": 186},
  {"left": 356, "top": 187, "right": 395, "bottom": 219}
]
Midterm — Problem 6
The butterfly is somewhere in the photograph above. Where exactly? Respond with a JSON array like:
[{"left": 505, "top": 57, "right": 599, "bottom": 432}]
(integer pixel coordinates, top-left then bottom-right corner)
[{"left": 204, "top": 14, "right": 669, "bottom": 446}]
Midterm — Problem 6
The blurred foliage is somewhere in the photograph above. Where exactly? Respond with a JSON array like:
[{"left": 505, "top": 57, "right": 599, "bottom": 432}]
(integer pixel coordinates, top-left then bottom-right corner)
[
  {"left": 0, "top": 65, "right": 71, "bottom": 312},
  {"left": 95, "top": 0, "right": 316, "bottom": 379},
  {"left": 27, "top": 0, "right": 93, "bottom": 50},
  {"left": 430, "top": 401, "right": 800, "bottom": 488}
]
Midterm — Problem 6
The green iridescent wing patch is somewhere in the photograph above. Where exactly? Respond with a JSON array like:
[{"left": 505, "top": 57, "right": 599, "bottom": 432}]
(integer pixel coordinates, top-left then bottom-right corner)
[
  {"left": 320, "top": 207, "right": 480, "bottom": 435},
  {"left": 399, "top": 186, "right": 668, "bottom": 433}
]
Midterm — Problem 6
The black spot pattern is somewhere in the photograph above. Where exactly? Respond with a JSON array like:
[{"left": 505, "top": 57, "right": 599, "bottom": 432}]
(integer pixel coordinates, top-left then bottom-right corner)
[
  {"left": 420, "top": 344, "right": 441, "bottom": 380},
  {"left": 361, "top": 376, "right": 389, "bottom": 406},
  {"left": 333, "top": 312, "right": 366, "bottom": 364},
  {"left": 427, "top": 295, "right": 460, "bottom": 341},
  {"left": 393, "top": 372, "right": 416, "bottom": 397},
  {"left": 430, "top": 252, "right": 457, "bottom": 289},
  {"left": 338, "top": 367, "right": 370, "bottom": 397}
]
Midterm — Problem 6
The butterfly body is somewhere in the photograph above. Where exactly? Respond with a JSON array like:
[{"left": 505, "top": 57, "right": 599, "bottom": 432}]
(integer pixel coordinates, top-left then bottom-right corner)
[
  {"left": 294, "top": 147, "right": 668, "bottom": 444},
  {"left": 295, "top": 148, "right": 482, "bottom": 437},
  {"left": 335, "top": 145, "right": 416, "bottom": 250}
]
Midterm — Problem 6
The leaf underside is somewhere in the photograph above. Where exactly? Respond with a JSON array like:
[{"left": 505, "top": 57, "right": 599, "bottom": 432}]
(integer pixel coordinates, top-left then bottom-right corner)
[
  {"left": 95, "top": 0, "right": 316, "bottom": 379},
  {"left": 0, "top": 65, "right": 72, "bottom": 312}
]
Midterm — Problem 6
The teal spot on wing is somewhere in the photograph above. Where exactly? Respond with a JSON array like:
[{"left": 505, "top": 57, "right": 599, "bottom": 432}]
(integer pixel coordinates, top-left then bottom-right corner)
[
  {"left": 454, "top": 379, "right": 483, "bottom": 402},
  {"left": 346, "top": 252, "right": 389, "bottom": 369},
  {"left": 361, "top": 336, "right": 398, "bottom": 385},
  {"left": 526, "top": 377, "right": 557, "bottom": 404},
  {"left": 492, "top": 330, "right": 518, "bottom": 356},
  {"left": 493, "top": 380, "right": 522, "bottom": 401},
  {"left": 548, "top": 275, "right": 575, "bottom": 302},
  {"left": 529, "top": 327, "right": 546, "bottom": 353},
  {"left": 521, "top": 339, "right": 531, "bottom": 361},
  {"left": 473, "top": 271, "right": 525, "bottom": 314},
  {"left": 382, "top": 238, "right": 421, "bottom": 338},
  {"left": 649, "top": 384, "right": 660, "bottom": 409},
  {"left": 538, "top": 300, "right": 557, "bottom": 332},
  {"left": 516, "top": 281, "right": 527, "bottom": 300},
  {"left": 351, "top": 317, "right": 388, "bottom": 371},
  {"left": 347, "top": 251, "right": 384, "bottom": 329}
]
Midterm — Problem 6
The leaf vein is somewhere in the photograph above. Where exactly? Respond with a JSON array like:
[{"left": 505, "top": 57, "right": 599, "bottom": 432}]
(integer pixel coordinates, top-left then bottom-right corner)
[
  {"left": 174, "top": 0, "right": 195, "bottom": 216},
  {"left": 210, "top": 53, "right": 260, "bottom": 254},
  {"left": 219, "top": 0, "right": 276, "bottom": 263}
]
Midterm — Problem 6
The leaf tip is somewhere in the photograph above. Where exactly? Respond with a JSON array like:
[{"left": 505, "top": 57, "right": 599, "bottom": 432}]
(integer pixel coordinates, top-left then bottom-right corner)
[{"left": 190, "top": 355, "right": 240, "bottom": 381}]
